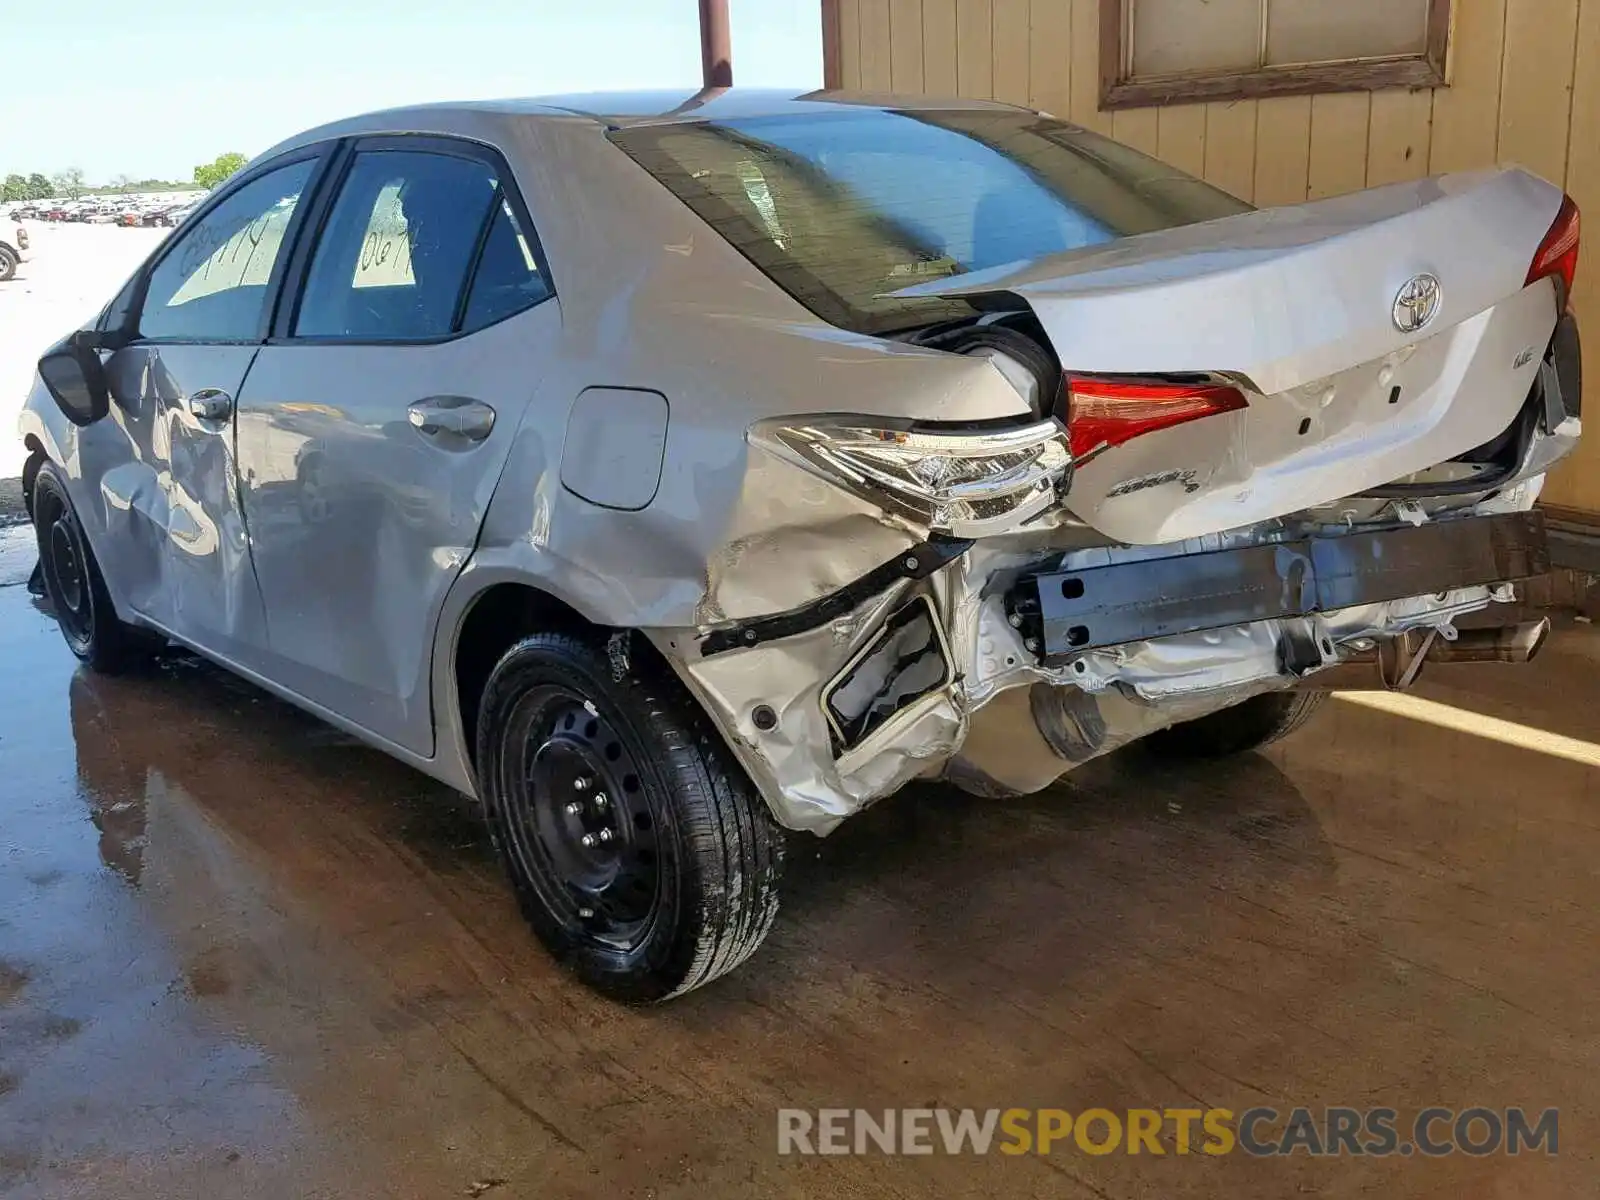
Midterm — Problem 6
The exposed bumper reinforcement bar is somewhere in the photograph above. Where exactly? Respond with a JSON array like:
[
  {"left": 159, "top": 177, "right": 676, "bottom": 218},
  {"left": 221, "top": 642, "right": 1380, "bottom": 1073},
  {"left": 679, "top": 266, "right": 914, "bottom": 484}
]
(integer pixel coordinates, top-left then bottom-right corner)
[{"left": 1017, "top": 511, "right": 1548, "bottom": 662}]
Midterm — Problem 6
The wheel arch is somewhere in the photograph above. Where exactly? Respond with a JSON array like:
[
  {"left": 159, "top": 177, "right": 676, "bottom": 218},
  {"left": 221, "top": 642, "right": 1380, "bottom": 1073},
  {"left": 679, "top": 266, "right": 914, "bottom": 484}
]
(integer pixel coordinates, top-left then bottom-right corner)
[
  {"left": 21, "top": 434, "right": 47, "bottom": 518},
  {"left": 439, "top": 568, "right": 636, "bottom": 791}
]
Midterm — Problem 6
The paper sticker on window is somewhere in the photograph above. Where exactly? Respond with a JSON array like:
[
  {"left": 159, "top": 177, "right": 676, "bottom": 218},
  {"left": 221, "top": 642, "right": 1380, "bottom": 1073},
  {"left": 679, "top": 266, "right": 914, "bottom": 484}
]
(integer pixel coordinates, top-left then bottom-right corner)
[{"left": 352, "top": 181, "right": 416, "bottom": 289}]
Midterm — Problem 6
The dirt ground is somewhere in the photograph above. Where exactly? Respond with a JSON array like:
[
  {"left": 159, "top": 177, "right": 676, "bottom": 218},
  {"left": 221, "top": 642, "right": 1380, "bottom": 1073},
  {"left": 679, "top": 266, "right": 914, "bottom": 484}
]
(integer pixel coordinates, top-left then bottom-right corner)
[{"left": 0, "top": 524, "right": 1596, "bottom": 1198}]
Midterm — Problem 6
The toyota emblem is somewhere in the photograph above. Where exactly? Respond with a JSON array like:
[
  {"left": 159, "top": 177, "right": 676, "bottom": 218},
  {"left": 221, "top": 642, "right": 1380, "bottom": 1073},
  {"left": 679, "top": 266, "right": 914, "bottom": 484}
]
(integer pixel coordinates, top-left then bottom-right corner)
[{"left": 1393, "top": 273, "right": 1442, "bottom": 334}]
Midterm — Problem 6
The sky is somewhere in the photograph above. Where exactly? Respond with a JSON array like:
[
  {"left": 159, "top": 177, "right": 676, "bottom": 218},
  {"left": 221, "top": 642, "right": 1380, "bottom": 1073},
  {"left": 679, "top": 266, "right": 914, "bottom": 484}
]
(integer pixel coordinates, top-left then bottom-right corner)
[{"left": 0, "top": 0, "right": 823, "bottom": 184}]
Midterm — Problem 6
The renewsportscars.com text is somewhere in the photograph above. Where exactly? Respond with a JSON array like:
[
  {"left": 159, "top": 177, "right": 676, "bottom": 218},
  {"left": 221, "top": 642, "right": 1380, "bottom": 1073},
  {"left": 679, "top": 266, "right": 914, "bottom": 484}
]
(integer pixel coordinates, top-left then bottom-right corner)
[{"left": 777, "top": 1106, "right": 1558, "bottom": 1157}]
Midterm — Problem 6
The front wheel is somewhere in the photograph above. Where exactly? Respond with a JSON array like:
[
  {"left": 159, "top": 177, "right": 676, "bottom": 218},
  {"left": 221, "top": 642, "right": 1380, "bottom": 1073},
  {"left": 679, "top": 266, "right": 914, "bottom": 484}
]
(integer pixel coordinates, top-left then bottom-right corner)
[
  {"left": 1144, "top": 690, "right": 1328, "bottom": 759},
  {"left": 476, "top": 632, "right": 785, "bottom": 1002},
  {"left": 32, "top": 463, "right": 162, "bottom": 673},
  {"left": 0, "top": 246, "right": 17, "bottom": 282}
]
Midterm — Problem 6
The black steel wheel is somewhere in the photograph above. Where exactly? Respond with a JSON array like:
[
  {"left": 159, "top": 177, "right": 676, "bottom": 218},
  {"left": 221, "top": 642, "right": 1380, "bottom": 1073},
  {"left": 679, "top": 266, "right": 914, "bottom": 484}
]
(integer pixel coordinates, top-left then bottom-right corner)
[
  {"left": 32, "top": 462, "right": 161, "bottom": 673},
  {"left": 477, "top": 631, "right": 785, "bottom": 1002},
  {"left": 506, "top": 688, "right": 664, "bottom": 949}
]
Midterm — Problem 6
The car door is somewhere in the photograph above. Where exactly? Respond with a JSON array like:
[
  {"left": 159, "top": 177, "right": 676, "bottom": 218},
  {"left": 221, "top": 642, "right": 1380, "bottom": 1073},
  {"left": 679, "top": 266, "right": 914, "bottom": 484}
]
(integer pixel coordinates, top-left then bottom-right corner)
[
  {"left": 235, "top": 136, "right": 557, "bottom": 754},
  {"left": 99, "top": 153, "right": 325, "bottom": 654}
]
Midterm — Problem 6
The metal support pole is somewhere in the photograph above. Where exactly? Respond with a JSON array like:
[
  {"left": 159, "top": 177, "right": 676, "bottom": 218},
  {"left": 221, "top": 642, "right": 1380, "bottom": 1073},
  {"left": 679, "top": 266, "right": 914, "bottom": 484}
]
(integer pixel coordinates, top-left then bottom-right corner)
[{"left": 699, "top": 0, "right": 733, "bottom": 88}]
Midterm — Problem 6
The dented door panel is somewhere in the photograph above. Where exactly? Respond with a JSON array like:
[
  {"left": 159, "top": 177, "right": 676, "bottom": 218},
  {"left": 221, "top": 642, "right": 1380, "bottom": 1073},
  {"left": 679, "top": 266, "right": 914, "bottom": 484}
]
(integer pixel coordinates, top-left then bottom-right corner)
[
  {"left": 235, "top": 301, "right": 558, "bottom": 755},
  {"left": 64, "top": 344, "right": 264, "bottom": 656}
]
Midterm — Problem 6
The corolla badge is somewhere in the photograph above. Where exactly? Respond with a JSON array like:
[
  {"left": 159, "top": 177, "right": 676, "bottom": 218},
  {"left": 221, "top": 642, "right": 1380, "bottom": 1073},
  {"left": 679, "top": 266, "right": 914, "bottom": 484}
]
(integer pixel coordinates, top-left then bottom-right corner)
[{"left": 1393, "top": 273, "right": 1442, "bottom": 333}]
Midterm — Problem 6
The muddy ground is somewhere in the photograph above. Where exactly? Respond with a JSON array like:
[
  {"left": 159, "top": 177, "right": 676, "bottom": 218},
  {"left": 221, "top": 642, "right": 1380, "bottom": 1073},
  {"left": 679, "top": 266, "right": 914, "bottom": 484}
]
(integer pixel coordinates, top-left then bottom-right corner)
[{"left": 0, "top": 527, "right": 1597, "bottom": 1198}]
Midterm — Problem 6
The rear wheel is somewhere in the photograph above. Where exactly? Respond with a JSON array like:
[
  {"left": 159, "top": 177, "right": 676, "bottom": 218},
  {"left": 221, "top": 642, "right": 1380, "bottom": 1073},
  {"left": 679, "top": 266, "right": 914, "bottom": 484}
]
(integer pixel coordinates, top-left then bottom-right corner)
[
  {"left": 0, "top": 246, "right": 17, "bottom": 282},
  {"left": 1144, "top": 690, "right": 1328, "bottom": 759},
  {"left": 477, "top": 632, "right": 785, "bottom": 1002},
  {"left": 32, "top": 463, "right": 162, "bottom": 673}
]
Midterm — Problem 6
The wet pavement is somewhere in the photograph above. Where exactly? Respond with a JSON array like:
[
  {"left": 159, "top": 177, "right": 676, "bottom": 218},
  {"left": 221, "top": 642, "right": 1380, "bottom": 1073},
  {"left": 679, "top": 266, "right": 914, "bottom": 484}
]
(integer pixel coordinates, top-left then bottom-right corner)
[{"left": 2, "top": 523, "right": 1598, "bottom": 1197}]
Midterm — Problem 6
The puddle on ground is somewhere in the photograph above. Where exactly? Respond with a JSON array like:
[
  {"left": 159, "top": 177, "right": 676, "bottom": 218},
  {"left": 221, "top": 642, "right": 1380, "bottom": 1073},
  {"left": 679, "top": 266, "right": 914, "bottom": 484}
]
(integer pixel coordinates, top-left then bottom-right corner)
[{"left": 0, "top": 524, "right": 35, "bottom": 589}]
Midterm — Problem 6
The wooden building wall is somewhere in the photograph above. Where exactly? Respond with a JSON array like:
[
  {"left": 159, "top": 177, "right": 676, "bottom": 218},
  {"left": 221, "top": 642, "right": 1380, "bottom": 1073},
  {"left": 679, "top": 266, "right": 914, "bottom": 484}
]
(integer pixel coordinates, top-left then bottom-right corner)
[{"left": 828, "top": 0, "right": 1600, "bottom": 516}]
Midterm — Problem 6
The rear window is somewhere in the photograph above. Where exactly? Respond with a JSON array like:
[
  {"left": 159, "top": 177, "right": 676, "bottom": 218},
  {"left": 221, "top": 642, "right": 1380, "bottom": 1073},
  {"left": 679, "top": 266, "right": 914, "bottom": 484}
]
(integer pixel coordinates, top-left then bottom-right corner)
[{"left": 611, "top": 108, "right": 1250, "bottom": 335}]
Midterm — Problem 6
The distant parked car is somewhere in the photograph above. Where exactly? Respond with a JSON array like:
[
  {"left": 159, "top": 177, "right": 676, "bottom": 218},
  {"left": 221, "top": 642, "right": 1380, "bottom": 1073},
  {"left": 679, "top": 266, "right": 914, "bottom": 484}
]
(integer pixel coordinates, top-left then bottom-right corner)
[
  {"left": 0, "top": 222, "right": 28, "bottom": 280},
  {"left": 142, "top": 204, "right": 187, "bottom": 227}
]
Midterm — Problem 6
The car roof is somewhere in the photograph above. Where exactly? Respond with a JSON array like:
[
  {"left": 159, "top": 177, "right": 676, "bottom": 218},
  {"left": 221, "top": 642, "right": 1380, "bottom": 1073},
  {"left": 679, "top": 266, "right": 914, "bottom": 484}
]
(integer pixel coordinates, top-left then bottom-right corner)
[
  {"left": 272, "top": 87, "right": 1021, "bottom": 146},
  {"left": 518, "top": 87, "right": 1023, "bottom": 126},
  {"left": 257, "top": 88, "right": 1030, "bottom": 168}
]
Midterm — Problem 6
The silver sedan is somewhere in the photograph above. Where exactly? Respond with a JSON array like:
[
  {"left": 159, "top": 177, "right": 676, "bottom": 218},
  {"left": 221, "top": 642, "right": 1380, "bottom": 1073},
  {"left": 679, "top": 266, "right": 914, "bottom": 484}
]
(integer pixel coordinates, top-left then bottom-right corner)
[{"left": 17, "top": 90, "right": 1581, "bottom": 1000}]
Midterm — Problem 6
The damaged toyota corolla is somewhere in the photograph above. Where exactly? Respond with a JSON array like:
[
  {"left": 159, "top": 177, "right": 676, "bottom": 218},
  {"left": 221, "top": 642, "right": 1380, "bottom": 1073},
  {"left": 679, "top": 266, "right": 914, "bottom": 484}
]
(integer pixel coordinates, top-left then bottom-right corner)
[{"left": 16, "top": 91, "right": 1581, "bottom": 1001}]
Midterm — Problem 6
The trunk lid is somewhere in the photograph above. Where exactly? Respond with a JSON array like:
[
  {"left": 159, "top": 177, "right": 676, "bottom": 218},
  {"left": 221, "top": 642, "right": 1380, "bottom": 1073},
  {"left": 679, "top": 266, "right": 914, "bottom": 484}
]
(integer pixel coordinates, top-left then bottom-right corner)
[{"left": 897, "top": 168, "right": 1567, "bottom": 543}]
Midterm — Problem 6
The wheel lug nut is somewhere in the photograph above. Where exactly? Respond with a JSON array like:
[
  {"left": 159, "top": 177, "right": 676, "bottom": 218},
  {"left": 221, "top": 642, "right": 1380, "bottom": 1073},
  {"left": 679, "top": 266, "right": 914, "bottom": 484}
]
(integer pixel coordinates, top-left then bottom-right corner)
[
  {"left": 578, "top": 906, "right": 594, "bottom": 919},
  {"left": 580, "top": 833, "right": 597, "bottom": 848},
  {"left": 593, "top": 792, "right": 608, "bottom": 808},
  {"left": 573, "top": 777, "right": 590, "bottom": 792},
  {"left": 565, "top": 801, "right": 583, "bottom": 816},
  {"left": 597, "top": 828, "right": 614, "bottom": 844}
]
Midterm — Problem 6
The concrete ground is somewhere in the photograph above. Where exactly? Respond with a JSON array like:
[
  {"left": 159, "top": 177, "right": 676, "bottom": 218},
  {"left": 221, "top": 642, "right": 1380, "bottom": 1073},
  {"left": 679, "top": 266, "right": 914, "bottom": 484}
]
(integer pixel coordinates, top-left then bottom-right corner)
[
  {"left": 0, "top": 222, "right": 168, "bottom": 480},
  {"left": 0, "top": 522, "right": 1596, "bottom": 1198}
]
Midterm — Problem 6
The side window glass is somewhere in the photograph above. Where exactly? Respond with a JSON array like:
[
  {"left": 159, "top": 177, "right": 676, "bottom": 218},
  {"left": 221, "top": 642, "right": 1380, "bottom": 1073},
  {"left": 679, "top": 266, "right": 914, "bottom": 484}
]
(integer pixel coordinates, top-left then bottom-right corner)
[
  {"left": 294, "top": 150, "right": 499, "bottom": 340},
  {"left": 460, "top": 194, "right": 553, "bottom": 331},
  {"left": 139, "top": 160, "right": 314, "bottom": 341}
]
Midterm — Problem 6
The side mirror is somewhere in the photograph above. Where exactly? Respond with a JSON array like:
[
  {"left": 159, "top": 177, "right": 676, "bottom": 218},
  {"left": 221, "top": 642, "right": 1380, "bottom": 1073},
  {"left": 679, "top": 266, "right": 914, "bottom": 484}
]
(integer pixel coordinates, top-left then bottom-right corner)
[{"left": 38, "top": 330, "right": 111, "bottom": 426}]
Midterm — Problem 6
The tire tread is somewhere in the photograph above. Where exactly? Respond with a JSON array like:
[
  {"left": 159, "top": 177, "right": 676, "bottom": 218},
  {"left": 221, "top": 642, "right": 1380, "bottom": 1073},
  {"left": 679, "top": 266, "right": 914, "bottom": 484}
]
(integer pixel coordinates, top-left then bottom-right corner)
[{"left": 477, "top": 631, "right": 784, "bottom": 1001}]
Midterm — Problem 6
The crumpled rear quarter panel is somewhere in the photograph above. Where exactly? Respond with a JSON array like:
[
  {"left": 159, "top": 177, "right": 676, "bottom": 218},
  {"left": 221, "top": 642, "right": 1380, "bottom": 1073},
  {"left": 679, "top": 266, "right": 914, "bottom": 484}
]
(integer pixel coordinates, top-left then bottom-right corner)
[{"left": 367, "top": 111, "right": 1041, "bottom": 630}]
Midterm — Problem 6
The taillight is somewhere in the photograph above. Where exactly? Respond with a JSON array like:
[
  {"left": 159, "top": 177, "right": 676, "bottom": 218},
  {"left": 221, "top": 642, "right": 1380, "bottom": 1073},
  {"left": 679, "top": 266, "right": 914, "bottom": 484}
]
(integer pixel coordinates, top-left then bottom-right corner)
[
  {"left": 1526, "top": 194, "right": 1580, "bottom": 306},
  {"left": 1064, "top": 377, "right": 1249, "bottom": 460},
  {"left": 750, "top": 415, "right": 1073, "bottom": 537}
]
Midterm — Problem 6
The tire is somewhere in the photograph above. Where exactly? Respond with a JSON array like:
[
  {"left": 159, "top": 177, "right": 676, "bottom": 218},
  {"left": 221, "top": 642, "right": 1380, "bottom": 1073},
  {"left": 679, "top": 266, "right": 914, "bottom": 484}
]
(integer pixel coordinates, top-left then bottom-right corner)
[
  {"left": 476, "top": 632, "right": 785, "bottom": 1002},
  {"left": 32, "top": 463, "right": 162, "bottom": 673},
  {"left": 1144, "top": 690, "right": 1328, "bottom": 760},
  {"left": 0, "top": 246, "right": 17, "bottom": 282}
]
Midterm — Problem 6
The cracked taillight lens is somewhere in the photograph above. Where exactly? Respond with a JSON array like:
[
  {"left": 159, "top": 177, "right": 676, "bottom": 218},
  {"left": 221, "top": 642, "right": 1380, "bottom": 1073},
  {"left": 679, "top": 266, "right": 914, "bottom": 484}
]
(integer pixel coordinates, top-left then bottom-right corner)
[{"left": 752, "top": 417, "right": 1072, "bottom": 537}]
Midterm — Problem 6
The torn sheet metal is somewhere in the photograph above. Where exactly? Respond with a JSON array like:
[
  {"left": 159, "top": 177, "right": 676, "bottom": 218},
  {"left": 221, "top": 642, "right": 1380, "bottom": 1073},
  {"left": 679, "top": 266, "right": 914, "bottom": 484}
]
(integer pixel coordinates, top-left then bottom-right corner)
[
  {"left": 653, "top": 579, "right": 968, "bottom": 835},
  {"left": 666, "top": 501, "right": 1548, "bottom": 833}
]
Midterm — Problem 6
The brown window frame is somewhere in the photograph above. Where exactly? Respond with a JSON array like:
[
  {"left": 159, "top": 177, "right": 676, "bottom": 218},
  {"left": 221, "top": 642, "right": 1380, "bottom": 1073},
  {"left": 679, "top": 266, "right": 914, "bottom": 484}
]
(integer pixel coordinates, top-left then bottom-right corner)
[{"left": 1099, "top": 0, "right": 1452, "bottom": 111}]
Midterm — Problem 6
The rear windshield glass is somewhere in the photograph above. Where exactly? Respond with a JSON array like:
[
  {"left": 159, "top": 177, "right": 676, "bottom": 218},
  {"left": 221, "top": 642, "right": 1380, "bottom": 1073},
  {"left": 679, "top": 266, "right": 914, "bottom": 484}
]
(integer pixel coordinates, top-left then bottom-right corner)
[{"left": 611, "top": 108, "right": 1251, "bottom": 335}]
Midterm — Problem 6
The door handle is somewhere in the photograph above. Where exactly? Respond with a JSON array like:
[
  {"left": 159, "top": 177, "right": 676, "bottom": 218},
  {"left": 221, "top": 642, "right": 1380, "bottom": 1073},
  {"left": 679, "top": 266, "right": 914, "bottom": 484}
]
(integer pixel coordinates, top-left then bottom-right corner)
[
  {"left": 186, "top": 388, "right": 233, "bottom": 422},
  {"left": 407, "top": 395, "right": 496, "bottom": 443}
]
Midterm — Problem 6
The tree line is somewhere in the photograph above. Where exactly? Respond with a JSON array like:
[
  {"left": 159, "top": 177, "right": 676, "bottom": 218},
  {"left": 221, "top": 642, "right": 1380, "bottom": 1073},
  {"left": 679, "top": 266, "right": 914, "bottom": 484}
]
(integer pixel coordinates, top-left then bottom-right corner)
[
  {"left": 2, "top": 172, "right": 72, "bottom": 202},
  {"left": 3, "top": 152, "right": 250, "bottom": 202}
]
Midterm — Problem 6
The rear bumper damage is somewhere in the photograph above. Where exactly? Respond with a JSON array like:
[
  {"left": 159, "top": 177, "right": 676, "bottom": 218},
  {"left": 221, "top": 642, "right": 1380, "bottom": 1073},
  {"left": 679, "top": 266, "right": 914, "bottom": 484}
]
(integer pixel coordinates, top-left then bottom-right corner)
[
  {"left": 1013, "top": 511, "right": 1547, "bottom": 663},
  {"left": 660, "top": 507, "right": 1552, "bottom": 835},
  {"left": 653, "top": 255, "right": 1578, "bottom": 835}
]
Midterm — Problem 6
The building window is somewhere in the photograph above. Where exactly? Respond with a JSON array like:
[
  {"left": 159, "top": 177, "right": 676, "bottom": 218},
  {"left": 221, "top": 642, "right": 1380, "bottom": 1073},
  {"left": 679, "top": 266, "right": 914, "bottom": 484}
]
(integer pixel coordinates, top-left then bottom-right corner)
[{"left": 1100, "top": 0, "right": 1452, "bottom": 110}]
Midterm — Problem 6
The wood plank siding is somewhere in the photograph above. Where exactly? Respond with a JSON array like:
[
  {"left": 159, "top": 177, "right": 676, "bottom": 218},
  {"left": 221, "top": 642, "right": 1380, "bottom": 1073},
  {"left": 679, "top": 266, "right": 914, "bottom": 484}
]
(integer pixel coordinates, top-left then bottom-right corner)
[{"left": 827, "top": 0, "right": 1600, "bottom": 515}]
